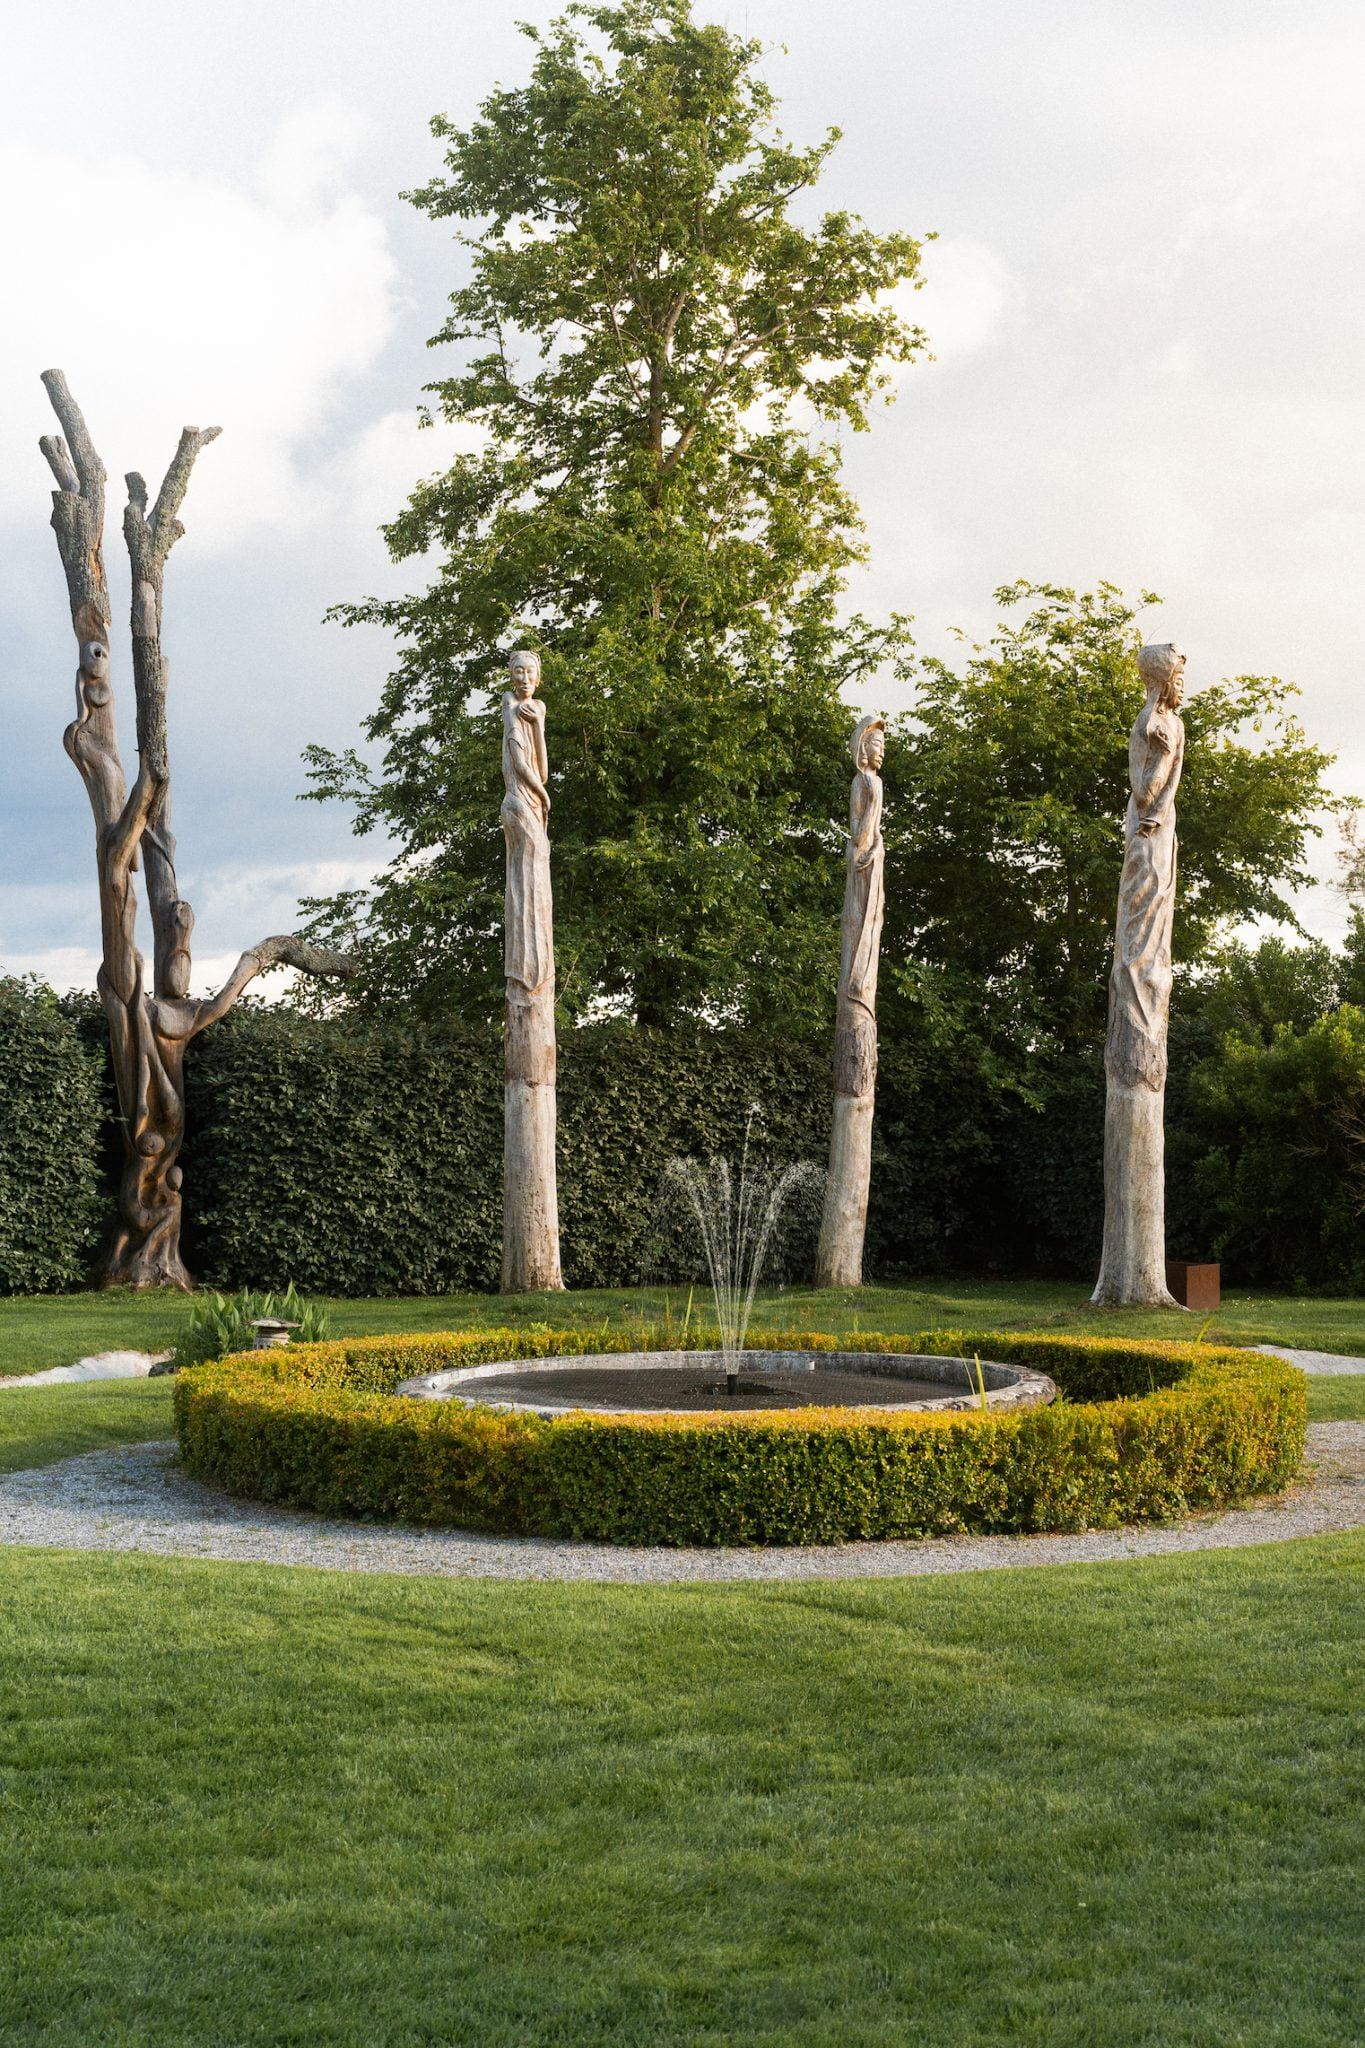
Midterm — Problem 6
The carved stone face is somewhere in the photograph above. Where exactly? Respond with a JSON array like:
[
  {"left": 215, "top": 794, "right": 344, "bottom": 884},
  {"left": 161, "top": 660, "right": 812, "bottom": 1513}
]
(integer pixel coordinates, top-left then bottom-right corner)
[
  {"left": 508, "top": 651, "right": 541, "bottom": 701},
  {"left": 1138, "top": 642, "right": 1186, "bottom": 711},
  {"left": 864, "top": 728, "right": 886, "bottom": 771}
]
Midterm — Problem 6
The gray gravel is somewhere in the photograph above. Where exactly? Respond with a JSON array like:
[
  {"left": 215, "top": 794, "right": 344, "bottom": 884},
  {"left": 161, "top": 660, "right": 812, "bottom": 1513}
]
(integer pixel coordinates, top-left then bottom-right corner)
[
  {"left": 1, "top": 1425, "right": 1361, "bottom": 1583},
  {"left": 1255, "top": 1344, "right": 1365, "bottom": 1377}
]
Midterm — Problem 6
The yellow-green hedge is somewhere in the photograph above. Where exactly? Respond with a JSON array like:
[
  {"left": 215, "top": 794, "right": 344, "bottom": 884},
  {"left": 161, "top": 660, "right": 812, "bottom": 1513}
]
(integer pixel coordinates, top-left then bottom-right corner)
[{"left": 173, "top": 1325, "right": 1306, "bottom": 1547}]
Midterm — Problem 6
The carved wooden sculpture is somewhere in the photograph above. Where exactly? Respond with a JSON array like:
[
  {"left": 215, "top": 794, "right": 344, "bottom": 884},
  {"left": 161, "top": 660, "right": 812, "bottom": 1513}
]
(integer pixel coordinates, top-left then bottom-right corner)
[
  {"left": 816, "top": 714, "right": 886, "bottom": 1289},
  {"left": 1092, "top": 642, "right": 1187, "bottom": 1307},
  {"left": 500, "top": 648, "right": 563, "bottom": 1292},
  {"left": 40, "top": 370, "right": 356, "bottom": 1290}
]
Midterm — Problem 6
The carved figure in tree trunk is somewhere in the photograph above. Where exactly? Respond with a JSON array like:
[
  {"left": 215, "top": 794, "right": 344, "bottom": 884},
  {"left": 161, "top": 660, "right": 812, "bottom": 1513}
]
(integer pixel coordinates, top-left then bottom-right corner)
[
  {"left": 816, "top": 714, "right": 886, "bottom": 1289},
  {"left": 1092, "top": 642, "right": 1187, "bottom": 1308},
  {"left": 500, "top": 649, "right": 563, "bottom": 1292},
  {"left": 39, "top": 371, "right": 356, "bottom": 1290}
]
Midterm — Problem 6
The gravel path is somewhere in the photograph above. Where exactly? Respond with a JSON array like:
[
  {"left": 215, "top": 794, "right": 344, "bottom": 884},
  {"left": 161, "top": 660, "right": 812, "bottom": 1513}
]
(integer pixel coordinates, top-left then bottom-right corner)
[
  {"left": 1255, "top": 1345, "right": 1365, "bottom": 1377},
  {"left": 1, "top": 1426, "right": 1362, "bottom": 1583}
]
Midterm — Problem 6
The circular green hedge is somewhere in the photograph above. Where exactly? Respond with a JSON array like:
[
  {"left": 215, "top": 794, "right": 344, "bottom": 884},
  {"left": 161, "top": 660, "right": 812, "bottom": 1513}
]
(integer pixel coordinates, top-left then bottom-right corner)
[{"left": 173, "top": 1325, "right": 1307, "bottom": 1547}]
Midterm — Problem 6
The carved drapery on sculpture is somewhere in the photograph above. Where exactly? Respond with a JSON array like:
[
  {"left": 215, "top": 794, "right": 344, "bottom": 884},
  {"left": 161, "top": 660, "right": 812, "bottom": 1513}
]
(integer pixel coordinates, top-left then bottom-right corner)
[
  {"left": 833, "top": 713, "right": 887, "bottom": 1101},
  {"left": 817, "top": 714, "right": 886, "bottom": 1289},
  {"left": 501, "top": 651, "right": 554, "bottom": 1001},
  {"left": 40, "top": 371, "right": 355, "bottom": 1289},
  {"left": 1106, "top": 657, "right": 1185, "bottom": 1092},
  {"left": 500, "top": 649, "right": 563, "bottom": 1292},
  {"left": 1092, "top": 643, "right": 1187, "bottom": 1308}
]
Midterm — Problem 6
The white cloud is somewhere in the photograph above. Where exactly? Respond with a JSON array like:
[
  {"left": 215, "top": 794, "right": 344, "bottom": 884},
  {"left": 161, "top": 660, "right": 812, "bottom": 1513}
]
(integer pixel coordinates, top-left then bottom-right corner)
[
  {"left": 0, "top": 857, "right": 383, "bottom": 996},
  {"left": 890, "top": 238, "right": 1020, "bottom": 368},
  {"left": 0, "top": 108, "right": 398, "bottom": 549},
  {"left": 314, "top": 409, "right": 490, "bottom": 564}
]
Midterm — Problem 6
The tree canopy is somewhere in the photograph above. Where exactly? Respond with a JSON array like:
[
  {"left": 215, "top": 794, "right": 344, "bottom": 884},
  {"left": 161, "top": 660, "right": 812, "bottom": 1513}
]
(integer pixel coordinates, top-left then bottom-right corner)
[
  {"left": 304, "top": 0, "right": 926, "bottom": 1026},
  {"left": 881, "top": 582, "right": 1339, "bottom": 1050}
]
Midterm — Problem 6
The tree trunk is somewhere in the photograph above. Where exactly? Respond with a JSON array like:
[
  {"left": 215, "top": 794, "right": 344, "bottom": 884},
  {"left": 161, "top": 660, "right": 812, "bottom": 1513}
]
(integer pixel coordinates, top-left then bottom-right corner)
[
  {"left": 1092, "top": 649, "right": 1187, "bottom": 1309},
  {"left": 41, "top": 372, "right": 355, "bottom": 1288},
  {"left": 499, "top": 655, "right": 564, "bottom": 1293},
  {"left": 502, "top": 988, "right": 563, "bottom": 1292},
  {"left": 816, "top": 718, "right": 886, "bottom": 1289}
]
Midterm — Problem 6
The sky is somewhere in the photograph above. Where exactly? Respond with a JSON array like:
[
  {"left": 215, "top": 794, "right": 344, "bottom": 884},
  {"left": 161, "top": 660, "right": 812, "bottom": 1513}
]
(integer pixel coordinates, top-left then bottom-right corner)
[{"left": 3, "top": 0, "right": 1363, "bottom": 993}]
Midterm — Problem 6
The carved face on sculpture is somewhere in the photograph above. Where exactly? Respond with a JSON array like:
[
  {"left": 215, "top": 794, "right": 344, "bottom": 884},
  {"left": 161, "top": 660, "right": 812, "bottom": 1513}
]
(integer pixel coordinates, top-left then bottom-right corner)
[
  {"left": 508, "top": 649, "right": 541, "bottom": 701},
  {"left": 1138, "top": 642, "right": 1186, "bottom": 712},
  {"left": 165, "top": 900, "right": 195, "bottom": 1000},
  {"left": 851, "top": 715, "right": 886, "bottom": 773}
]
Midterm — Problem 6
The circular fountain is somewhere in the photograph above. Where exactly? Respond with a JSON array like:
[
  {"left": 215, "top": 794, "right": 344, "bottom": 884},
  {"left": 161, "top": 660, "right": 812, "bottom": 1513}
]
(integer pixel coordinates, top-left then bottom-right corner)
[{"left": 394, "top": 1348, "right": 1056, "bottom": 1416}]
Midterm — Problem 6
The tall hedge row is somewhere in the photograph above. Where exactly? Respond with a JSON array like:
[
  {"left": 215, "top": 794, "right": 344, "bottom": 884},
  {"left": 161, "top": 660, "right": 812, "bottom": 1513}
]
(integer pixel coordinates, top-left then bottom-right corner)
[
  {"left": 1, "top": 981, "right": 1352, "bottom": 1294},
  {"left": 178, "top": 1009, "right": 997, "bottom": 1292},
  {"left": 0, "top": 978, "right": 104, "bottom": 1293}
]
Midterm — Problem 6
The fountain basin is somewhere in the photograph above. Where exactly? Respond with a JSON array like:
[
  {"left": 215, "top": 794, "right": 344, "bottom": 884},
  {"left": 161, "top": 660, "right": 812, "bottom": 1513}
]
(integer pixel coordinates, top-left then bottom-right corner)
[{"left": 393, "top": 1348, "right": 1057, "bottom": 1417}]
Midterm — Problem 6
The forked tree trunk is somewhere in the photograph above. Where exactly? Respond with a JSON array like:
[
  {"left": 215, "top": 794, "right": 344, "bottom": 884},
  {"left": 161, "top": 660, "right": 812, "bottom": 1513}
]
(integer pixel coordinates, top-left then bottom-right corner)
[{"left": 40, "top": 371, "right": 356, "bottom": 1288}]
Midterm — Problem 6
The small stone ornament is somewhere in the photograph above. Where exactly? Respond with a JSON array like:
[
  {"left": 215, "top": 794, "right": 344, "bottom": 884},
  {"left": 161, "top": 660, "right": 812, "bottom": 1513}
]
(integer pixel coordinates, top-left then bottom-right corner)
[{"left": 249, "top": 1318, "right": 300, "bottom": 1351}]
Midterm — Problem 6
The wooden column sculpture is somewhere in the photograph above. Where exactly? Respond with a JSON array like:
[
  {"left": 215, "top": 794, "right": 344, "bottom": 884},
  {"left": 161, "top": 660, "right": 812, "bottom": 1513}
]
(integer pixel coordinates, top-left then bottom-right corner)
[
  {"left": 816, "top": 714, "right": 887, "bottom": 1289},
  {"left": 1092, "top": 643, "right": 1187, "bottom": 1307},
  {"left": 500, "top": 649, "right": 564, "bottom": 1292},
  {"left": 40, "top": 370, "right": 356, "bottom": 1290}
]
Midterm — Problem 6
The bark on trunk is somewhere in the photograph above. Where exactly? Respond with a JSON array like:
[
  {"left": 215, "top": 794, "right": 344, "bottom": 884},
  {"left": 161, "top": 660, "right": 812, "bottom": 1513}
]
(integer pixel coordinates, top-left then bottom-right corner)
[{"left": 40, "top": 372, "right": 355, "bottom": 1288}]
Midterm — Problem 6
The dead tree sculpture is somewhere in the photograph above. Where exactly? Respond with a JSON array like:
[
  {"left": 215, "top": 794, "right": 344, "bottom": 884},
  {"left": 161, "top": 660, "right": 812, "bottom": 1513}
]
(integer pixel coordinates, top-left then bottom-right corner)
[{"left": 40, "top": 370, "right": 356, "bottom": 1289}]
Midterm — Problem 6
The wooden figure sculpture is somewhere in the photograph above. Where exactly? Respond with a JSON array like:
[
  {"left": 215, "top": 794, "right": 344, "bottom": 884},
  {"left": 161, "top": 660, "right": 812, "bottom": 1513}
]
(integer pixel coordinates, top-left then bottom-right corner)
[{"left": 1092, "top": 641, "right": 1187, "bottom": 1307}]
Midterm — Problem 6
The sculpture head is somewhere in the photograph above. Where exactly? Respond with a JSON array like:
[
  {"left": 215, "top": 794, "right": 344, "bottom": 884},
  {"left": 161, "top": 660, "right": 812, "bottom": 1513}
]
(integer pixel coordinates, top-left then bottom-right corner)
[
  {"left": 851, "top": 714, "right": 886, "bottom": 773},
  {"left": 508, "top": 648, "right": 542, "bottom": 701},
  {"left": 1138, "top": 642, "right": 1186, "bottom": 711}
]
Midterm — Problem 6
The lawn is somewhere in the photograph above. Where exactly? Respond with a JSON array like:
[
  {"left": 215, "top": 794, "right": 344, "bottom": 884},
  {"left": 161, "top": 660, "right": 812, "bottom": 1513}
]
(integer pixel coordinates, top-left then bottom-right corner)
[
  {"left": 4, "top": 1290, "right": 1365, "bottom": 1477},
  {"left": 6, "top": 1276, "right": 1365, "bottom": 1381},
  {"left": 0, "top": 1538, "right": 1360, "bottom": 2047},
  {"left": 2, "top": 1295, "right": 1363, "bottom": 2044}
]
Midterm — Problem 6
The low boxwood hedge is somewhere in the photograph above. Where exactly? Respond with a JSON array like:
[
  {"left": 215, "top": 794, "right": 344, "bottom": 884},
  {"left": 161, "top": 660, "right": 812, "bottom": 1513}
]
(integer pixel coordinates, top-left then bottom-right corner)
[{"left": 173, "top": 1326, "right": 1307, "bottom": 1547}]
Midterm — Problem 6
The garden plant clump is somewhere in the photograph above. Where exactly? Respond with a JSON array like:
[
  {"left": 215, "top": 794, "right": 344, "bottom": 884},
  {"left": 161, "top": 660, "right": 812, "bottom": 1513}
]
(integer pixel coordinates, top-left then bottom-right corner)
[
  {"left": 171, "top": 1285, "right": 329, "bottom": 1372},
  {"left": 175, "top": 1326, "right": 1305, "bottom": 1547}
]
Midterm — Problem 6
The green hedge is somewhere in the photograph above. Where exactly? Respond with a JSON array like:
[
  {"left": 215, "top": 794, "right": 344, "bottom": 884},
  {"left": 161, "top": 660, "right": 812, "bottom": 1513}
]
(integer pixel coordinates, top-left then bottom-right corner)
[
  {"left": 177, "top": 1008, "right": 997, "bottom": 1293},
  {"left": 0, "top": 978, "right": 104, "bottom": 1294},
  {"left": 175, "top": 1327, "right": 1306, "bottom": 1547},
  {"left": 17, "top": 986, "right": 1357, "bottom": 1294}
]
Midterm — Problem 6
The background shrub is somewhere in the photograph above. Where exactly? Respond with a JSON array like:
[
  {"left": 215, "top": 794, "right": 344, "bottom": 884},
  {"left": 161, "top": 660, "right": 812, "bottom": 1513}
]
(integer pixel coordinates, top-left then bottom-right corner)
[{"left": 0, "top": 978, "right": 104, "bottom": 1294}]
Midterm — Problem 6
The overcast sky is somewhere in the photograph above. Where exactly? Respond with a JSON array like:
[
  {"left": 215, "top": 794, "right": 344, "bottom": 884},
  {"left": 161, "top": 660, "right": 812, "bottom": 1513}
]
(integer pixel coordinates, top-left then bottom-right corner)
[{"left": 3, "top": 0, "right": 1363, "bottom": 992}]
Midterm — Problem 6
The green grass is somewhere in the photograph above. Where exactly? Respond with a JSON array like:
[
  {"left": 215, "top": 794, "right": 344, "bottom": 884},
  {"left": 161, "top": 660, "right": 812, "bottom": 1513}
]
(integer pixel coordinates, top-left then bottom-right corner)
[
  {"left": 3, "top": 1296, "right": 1364, "bottom": 1482},
  {"left": 5, "top": 1277, "right": 1365, "bottom": 1382},
  {"left": 1, "top": 1371, "right": 1361, "bottom": 1481},
  {"left": 1299, "top": 1375, "right": 1365, "bottom": 1422},
  {"left": 0, "top": 1380, "right": 176, "bottom": 1476},
  {"left": 0, "top": 1539, "right": 1360, "bottom": 2047},
  {"left": 2, "top": 1288, "right": 1362, "bottom": 2042}
]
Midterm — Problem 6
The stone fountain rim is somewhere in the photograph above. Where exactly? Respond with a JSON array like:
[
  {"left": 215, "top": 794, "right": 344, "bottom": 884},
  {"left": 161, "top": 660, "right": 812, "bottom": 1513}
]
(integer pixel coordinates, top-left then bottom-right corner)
[{"left": 393, "top": 1348, "right": 1058, "bottom": 1419}]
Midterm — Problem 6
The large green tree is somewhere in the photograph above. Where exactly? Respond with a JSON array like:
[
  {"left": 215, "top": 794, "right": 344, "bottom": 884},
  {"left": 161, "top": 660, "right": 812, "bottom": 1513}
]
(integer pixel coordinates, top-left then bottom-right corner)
[
  {"left": 304, "top": 0, "right": 925, "bottom": 1026},
  {"left": 881, "top": 581, "right": 1340, "bottom": 1052}
]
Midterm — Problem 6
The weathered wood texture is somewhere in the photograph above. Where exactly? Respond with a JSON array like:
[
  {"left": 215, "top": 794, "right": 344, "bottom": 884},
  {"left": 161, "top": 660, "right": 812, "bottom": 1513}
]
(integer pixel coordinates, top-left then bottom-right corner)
[
  {"left": 500, "top": 650, "right": 563, "bottom": 1292},
  {"left": 40, "top": 372, "right": 355, "bottom": 1289},
  {"left": 1092, "top": 643, "right": 1187, "bottom": 1308},
  {"left": 816, "top": 715, "right": 886, "bottom": 1289}
]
